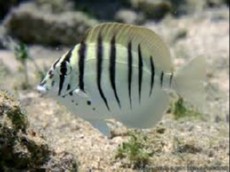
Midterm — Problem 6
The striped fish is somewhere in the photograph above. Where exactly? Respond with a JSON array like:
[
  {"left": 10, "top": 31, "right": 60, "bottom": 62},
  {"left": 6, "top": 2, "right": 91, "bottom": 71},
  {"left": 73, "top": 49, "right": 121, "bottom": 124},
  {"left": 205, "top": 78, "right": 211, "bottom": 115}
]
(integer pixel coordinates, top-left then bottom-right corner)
[{"left": 37, "top": 23, "right": 205, "bottom": 136}]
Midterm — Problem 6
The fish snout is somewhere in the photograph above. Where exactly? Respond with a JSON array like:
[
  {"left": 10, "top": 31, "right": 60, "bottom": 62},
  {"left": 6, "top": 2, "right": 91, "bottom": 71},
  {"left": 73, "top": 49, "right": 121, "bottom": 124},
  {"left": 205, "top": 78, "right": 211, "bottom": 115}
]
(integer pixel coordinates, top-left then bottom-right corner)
[
  {"left": 37, "top": 79, "right": 48, "bottom": 94},
  {"left": 36, "top": 84, "right": 47, "bottom": 94}
]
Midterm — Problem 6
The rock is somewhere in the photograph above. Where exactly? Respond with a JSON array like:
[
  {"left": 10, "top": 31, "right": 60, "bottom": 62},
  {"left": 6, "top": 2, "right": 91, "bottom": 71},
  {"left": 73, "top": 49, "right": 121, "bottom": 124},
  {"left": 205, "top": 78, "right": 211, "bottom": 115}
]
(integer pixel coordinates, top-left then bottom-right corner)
[
  {"left": 3, "top": 2, "right": 98, "bottom": 46},
  {"left": 169, "top": 0, "right": 205, "bottom": 16},
  {"left": 130, "top": 0, "right": 172, "bottom": 21},
  {"left": 0, "top": 90, "right": 48, "bottom": 169},
  {"left": 35, "top": 0, "right": 74, "bottom": 13},
  {"left": 206, "top": 0, "right": 229, "bottom": 7},
  {"left": 0, "top": 90, "right": 78, "bottom": 171},
  {"left": 0, "top": 0, "right": 23, "bottom": 20},
  {"left": 115, "top": 9, "right": 145, "bottom": 24},
  {"left": 170, "top": 0, "right": 229, "bottom": 16},
  {"left": 71, "top": 0, "right": 131, "bottom": 20},
  {"left": 45, "top": 152, "right": 78, "bottom": 171}
]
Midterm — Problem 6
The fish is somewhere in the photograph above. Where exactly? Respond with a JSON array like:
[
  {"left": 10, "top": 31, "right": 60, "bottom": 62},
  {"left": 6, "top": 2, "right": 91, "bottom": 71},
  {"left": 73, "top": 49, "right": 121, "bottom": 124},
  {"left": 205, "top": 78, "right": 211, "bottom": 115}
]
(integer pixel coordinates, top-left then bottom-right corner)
[{"left": 37, "top": 22, "right": 205, "bottom": 136}]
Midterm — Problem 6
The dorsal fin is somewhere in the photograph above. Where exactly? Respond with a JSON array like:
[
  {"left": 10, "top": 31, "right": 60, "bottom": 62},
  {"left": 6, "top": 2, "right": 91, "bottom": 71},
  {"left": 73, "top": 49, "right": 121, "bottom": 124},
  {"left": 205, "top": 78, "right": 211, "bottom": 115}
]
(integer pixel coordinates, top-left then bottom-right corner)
[{"left": 84, "top": 22, "right": 173, "bottom": 72}]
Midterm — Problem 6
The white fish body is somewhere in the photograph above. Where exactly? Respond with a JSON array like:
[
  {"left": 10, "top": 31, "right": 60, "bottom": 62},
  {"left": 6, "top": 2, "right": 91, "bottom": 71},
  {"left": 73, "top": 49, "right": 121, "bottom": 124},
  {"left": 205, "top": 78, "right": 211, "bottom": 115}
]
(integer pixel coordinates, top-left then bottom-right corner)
[{"left": 37, "top": 23, "right": 205, "bottom": 136}]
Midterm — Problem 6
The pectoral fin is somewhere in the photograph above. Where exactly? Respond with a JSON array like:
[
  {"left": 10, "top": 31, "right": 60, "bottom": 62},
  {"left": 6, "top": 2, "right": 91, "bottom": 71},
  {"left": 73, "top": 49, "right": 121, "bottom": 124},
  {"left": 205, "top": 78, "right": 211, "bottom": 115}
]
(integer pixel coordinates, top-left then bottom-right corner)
[{"left": 74, "top": 88, "right": 88, "bottom": 98}]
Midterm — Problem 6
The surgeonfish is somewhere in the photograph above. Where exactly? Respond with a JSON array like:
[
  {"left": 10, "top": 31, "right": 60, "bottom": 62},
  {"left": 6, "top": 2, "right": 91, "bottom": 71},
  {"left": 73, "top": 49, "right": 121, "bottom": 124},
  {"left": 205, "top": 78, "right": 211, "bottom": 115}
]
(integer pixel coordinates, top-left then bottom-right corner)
[{"left": 37, "top": 23, "right": 205, "bottom": 136}]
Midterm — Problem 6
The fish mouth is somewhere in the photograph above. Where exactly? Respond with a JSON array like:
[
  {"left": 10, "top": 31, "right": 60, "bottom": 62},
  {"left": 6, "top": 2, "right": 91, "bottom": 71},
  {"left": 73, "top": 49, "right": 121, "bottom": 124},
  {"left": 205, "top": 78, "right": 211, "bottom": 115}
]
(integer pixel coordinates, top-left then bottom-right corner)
[
  {"left": 37, "top": 79, "right": 48, "bottom": 94},
  {"left": 36, "top": 84, "right": 47, "bottom": 94}
]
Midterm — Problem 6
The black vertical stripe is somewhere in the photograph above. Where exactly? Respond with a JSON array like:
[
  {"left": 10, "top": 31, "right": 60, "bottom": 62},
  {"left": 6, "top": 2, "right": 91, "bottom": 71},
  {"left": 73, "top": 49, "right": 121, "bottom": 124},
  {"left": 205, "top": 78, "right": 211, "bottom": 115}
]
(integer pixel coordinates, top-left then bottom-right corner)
[
  {"left": 128, "top": 41, "right": 133, "bottom": 108},
  {"left": 53, "top": 58, "right": 60, "bottom": 68},
  {"left": 67, "top": 84, "right": 71, "bottom": 90},
  {"left": 63, "top": 48, "right": 72, "bottom": 62},
  {"left": 51, "top": 80, "right": 55, "bottom": 87},
  {"left": 169, "top": 73, "right": 173, "bottom": 87},
  {"left": 58, "top": 62, "right": 67, "bottom": 96},
  {"left": 78, "top": 41, "right": 86, "bottom": 92},
  {"left": 160, "top": 71, "right": 164, "bottom": 88},
  {"left": 40, "top": 80, "right": 47, "bottom": 86},
  {"left": 109, "top": 35, "right": 121, "bottom": 108},
  {"left": 138, "top": 44, "right": 143, "bottom": 103},
  {"left": 149, "top": 57, "right": 155, "bottom": 96},
  {"left": 97, "top": 34, "right": 110, "bottom": 111},
  {"left": 57, "top": 48, "right": 72, "bottom": 95}
]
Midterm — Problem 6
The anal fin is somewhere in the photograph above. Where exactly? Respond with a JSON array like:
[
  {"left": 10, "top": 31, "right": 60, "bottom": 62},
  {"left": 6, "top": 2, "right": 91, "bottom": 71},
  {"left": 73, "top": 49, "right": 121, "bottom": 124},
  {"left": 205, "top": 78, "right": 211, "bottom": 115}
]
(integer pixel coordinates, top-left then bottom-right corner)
[
  {"left": 88, "top": 120, "right": 111, "bottom": 137},
  {"left": 115, "top": 89, "right": 169, "bottom": 129}
]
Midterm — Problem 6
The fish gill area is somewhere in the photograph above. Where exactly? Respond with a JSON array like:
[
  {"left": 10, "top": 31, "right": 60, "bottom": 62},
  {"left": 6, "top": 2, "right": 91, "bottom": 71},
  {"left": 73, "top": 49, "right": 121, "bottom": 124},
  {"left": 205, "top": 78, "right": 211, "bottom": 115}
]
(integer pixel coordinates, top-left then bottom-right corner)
[{"left": 0, "top": 0, "right": 229, "bottom": 171}]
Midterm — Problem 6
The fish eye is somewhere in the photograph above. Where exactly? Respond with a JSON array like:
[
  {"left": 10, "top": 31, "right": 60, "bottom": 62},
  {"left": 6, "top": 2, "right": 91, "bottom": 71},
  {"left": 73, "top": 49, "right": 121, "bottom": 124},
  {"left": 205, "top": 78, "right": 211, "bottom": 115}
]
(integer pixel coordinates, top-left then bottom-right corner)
[{"left": 57, "top": 61, "right": 72, "bottom": 76}]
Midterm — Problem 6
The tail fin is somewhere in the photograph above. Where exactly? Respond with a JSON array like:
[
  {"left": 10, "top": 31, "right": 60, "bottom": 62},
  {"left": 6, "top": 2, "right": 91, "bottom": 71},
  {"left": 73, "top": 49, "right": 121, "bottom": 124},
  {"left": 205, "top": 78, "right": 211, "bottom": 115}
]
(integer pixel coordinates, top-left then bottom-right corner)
[{"left": 173, "top": 57, "right": 206, "bottom": 111}]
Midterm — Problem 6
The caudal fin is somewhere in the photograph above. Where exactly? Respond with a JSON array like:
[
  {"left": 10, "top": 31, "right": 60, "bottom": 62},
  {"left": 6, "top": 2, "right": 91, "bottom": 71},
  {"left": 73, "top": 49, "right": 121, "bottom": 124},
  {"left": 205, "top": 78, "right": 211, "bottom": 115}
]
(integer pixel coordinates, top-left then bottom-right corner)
[{"left": 173, "top": 57, "right": 206, "bottom": 111}]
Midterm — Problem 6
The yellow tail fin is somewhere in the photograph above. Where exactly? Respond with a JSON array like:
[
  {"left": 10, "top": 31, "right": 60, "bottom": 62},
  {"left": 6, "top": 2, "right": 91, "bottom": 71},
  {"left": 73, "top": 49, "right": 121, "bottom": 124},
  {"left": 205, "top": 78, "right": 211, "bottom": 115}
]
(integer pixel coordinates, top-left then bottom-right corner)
[{"left": 173, "top": 57, "right": 206, "bottom": 111}]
